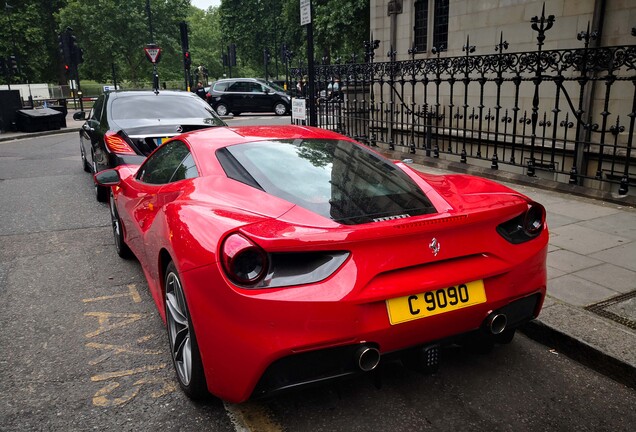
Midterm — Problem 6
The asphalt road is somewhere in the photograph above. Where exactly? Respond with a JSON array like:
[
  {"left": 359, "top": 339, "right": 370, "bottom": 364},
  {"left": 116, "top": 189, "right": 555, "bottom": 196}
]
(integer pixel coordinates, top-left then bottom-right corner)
[{"left": 1, "top": 123, "right": 635, "bottom": 431}]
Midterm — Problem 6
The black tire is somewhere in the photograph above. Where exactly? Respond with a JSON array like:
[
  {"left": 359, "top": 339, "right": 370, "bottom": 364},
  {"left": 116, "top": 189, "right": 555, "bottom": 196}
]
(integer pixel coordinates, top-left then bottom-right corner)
[
  {"left": 80, "top": 143, "right": 90, "bottom": 172},
  {"left": 274, "top": 102, "right": 288, "bottom": 116},
  {"left": 92, "top": 160, "right": 108, "bottom": 202},
  {"left": 165, "top": 261, "right": 208, "bottom": 399},
  {"left": 214, "top": 103, "right": 229, "bottom": 117},
  {"left": 109, "top": 191, "right": 132, "bottom": 259}
]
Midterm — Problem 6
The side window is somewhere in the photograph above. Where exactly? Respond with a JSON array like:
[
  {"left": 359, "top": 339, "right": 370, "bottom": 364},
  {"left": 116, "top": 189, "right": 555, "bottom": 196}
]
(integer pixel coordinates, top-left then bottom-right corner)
[
  {"left": 136, "top": 141, "right": 198, "bottom": 185},
  {"left": 227, "top": 81, "right": 244, "bottom": 92},
  {"left": 91, "top": 96, "right": 104, "bottom": 121},
  {"left": 247, "top": 82, "right": 263, "bottom": 93},
  {"left": 214, "top": 81, "right": 230, "bottom": 92}
]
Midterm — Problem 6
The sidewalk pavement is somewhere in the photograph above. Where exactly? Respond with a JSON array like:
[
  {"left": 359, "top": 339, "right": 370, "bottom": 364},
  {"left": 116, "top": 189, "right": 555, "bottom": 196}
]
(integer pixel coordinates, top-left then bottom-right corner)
[{"left": 2, "top": 109, "right": 635, "bottom": 389}]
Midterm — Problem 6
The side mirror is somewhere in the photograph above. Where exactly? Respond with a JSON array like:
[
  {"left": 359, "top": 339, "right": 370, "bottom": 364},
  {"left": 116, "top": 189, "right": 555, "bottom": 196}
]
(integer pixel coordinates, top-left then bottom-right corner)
[
  {"left": 73, "top": 111, "right": 87, "bottom": 121},
  {"left": 263, "top": 87, "right": 271, "bottom": 94},
  {"left": 94, "top": 169, "right": 121, "bottom": 186}
]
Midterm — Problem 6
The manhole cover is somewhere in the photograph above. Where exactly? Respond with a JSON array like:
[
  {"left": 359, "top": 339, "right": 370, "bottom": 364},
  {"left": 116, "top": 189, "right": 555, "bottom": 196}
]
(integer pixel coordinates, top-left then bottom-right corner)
[{"left": 585, "top": 290, "right": 636, "bottom": 330}]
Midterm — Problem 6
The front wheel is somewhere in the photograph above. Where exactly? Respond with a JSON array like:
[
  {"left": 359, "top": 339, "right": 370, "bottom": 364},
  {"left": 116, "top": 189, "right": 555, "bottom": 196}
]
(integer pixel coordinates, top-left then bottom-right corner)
[
  {"left": 274, "top": 102, "right": 288, "bottom": 116},
  {"left": 165, "top": 262, "right": 208, "bottom": 399},
  {"left": 214, "top": 103, "right": 229, "bottom": 117}
]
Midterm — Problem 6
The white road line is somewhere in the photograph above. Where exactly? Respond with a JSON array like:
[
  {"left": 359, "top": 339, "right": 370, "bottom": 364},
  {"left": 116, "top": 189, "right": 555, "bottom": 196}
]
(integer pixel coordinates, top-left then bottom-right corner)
[{"left": 224, "top": 401, "right": 283, "bottom": 432}]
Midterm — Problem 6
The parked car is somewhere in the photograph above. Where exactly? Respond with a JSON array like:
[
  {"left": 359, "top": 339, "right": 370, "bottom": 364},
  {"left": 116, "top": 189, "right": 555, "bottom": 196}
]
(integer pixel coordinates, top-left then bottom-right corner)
[
  {"left": 206, "top": 78, "right": 291, "bottom": 116},
  {"left": 74, "top": 90, "right": 225, "bottom": 202},
  {"left": 95, "top": 125, "right": 548, "bottom": 403}
]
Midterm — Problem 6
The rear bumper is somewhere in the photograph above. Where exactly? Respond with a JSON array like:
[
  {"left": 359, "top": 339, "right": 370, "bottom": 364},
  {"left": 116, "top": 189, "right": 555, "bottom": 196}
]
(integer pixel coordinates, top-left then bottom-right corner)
[
  {"left": 181, "top": 244, "right": 547, "bottom": 403},
  {"left": 251, "top": 293, "right": 541, "bottom": 399}
]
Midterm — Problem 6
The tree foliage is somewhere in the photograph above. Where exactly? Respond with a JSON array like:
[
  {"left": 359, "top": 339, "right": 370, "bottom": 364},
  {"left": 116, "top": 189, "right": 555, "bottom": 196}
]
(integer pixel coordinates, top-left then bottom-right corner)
[{"left": 1, "top": 0, "right": 369, "bottom": 86}]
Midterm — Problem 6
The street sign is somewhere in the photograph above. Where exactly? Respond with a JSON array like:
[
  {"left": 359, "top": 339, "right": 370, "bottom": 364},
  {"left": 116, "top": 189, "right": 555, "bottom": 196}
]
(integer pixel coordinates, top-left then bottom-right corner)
[
  {"left": 144, "top": 45, "right": 162, "bottom": 64},
  {"left": 300, "top": 0, "right": 311, "bottom": 26},
  {"left": 292, "top": 98, "right": 306, "bottom": 121}
]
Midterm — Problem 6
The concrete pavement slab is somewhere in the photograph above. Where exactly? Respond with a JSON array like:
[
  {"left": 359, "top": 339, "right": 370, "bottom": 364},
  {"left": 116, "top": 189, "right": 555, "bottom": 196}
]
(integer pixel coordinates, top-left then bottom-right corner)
[
  {"left": 579, "top": 211, "right": 636, "bottom": 240},
  {"left": 544, "top": 200, "right": 622, "bottom": 220},
  {"left": 547, "top": 274, "right": 622, "bottom": 306},
  {"left": 547, "top": 249, "right": 605, "bottom": 273},
  {"left": 590, "top": 242, "right": 636, "bottom": 272},
  {"left": 549, "top": 224, "right": 630, "bottom": 255},
  {"left": 573, "top": 263, "right": 636, "bottom": 294}
]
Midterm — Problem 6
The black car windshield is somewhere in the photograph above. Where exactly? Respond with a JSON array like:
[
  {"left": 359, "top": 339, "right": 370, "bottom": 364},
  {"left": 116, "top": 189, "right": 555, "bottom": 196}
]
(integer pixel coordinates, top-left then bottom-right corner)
[
  {"left": 110, "top": 94, "right": 224, "bottom": 123},
  {"left": 217, "top": 139, "right": 436, "bottom": 225}
]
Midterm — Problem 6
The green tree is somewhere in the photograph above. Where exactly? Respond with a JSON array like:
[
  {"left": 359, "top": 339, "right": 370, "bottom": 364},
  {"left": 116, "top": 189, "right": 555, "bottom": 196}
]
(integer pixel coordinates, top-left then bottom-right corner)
[
  {"left": 56, "top": 0, "right": 191, "bottom": 85},
  {"left": 0, "top": 0, "right": 67, "bottom": 84}
]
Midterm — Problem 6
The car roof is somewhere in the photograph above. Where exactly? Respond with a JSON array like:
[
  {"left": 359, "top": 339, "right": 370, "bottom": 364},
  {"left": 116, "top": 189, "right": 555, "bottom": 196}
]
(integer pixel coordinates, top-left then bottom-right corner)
[
  {"left": 106, "top": 90, "right": 197, "bottom": 99},
  {"left": 182, "top": 125, "right": 354, "bottom": 176}
]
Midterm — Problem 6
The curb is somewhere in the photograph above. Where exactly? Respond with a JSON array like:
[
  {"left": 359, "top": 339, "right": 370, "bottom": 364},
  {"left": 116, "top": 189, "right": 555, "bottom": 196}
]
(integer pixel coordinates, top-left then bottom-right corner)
[
  {"left": 520, "top": 320, "right": 636, "bottom": 390},
  {"left": 0, "top": 127, "right": 80, "bottom": 143}
]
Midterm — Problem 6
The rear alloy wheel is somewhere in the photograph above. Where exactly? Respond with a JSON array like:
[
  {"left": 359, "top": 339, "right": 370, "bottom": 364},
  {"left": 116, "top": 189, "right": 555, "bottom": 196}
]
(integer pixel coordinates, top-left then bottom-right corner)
[
  {"left": 80, "top": 143, "right": 90, "bottom": 172},
  {"left": 274, "top": 102, "right": 288, "bottom": 116},
  {"left": 109, "top": 192, "right": 132, "bottom": 259},
  {"left": 93, "top": 160, "right": 108, "bottom": 202},
  {"left": 215, "top": 103, "right": 229, "bottom": 116},
  {"left": 165, "top": 262, "right": 208, "bottom": 399}
]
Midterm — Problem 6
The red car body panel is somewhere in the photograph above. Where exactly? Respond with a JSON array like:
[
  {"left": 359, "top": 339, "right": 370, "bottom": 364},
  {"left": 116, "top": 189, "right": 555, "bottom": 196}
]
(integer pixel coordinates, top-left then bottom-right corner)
[{"left": 110, "top": 125, "right": 548, "bottom": 403}]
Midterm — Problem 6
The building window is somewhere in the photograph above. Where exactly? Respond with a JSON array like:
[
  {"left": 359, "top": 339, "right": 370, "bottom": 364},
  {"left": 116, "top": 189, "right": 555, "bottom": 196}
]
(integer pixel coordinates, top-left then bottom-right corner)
[
  {"left": 414, "top": 0, "right": 428, "bottom": 52},
  {"left": 433, "top": 0, "right": 449, "bottom": 50},
  {"left": 414, "top": 0, "right": 449, "bottom": 53}
]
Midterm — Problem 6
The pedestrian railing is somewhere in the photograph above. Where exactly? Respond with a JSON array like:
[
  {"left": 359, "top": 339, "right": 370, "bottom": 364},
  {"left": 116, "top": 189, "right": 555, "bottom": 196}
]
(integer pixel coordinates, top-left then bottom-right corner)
[{"left": 291, "top": 13, "right": 636, "bottom": 196}]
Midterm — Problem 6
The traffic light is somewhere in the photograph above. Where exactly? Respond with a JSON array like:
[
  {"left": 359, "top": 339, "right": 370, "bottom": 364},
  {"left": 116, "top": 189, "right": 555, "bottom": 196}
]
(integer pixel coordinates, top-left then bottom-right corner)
[
  {"left": 70, "top": 35, "right": 83, "bottom": 65},
  {"left": 263, "top": 48, "right": 271, "bottom": 65},
  {"left": 64, "top": 64, "right": 70, "bottom": 78},
  {"left": 8, "top": 55, "right": 18, "bottom": 74},
  {"left": 184, "top": 51, "right": 191, "bottom": 68},
  {"left": 59, "top": 31, "right": 71, "bottom": 64},
  {"left": 229, "top": 43, "right": 236, "bottom": 67}
]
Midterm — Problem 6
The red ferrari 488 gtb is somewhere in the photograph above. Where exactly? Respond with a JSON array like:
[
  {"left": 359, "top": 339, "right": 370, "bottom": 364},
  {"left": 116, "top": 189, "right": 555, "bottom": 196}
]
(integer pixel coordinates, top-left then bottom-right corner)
[{"left": 95, "top": 125, "right": 548, "bottom": 403}]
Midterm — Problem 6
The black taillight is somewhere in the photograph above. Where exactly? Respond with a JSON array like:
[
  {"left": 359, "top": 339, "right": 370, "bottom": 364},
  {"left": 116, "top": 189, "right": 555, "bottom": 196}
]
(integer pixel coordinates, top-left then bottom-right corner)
[
  {"left": 221, "top": 233, "right": 268, "bottom": 286},
  {"left": 497, "top": 202, "right": 546, "bottom": 244}
]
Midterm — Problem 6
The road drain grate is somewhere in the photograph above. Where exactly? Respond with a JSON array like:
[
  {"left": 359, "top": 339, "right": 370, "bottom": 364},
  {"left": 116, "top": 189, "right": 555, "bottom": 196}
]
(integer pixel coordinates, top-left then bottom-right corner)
[{"left": 585, "top": 290, "right": 636, "bottom": 330}]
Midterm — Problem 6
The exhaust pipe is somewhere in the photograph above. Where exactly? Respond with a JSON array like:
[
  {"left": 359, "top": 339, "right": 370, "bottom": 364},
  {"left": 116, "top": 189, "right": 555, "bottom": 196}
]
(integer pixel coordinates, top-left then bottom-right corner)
[
  {"left": 355, "top": 346, "right": 381, "bottom": 372},
  {"left": 485, "top": 313, "right": 507, "bottom": 335}
]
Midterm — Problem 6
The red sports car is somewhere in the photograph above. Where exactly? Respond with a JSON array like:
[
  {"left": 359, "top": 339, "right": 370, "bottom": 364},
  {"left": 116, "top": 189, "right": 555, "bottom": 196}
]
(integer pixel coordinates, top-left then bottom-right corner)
[{"left": 95, "top": 125, "right": 548, "bottom": 403}]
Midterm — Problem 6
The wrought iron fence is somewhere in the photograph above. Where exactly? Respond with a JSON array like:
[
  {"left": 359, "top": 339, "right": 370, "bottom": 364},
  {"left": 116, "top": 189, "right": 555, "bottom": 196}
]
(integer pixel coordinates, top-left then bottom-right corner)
[{"left": 291, "top": 15, "right": 636, "bottom": 196}]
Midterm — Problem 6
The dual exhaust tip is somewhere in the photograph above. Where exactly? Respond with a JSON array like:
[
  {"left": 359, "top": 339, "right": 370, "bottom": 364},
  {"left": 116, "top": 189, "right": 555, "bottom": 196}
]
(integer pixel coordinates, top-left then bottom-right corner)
[{"left": 354, "top": 312, "right": 506, "bottom": 372}]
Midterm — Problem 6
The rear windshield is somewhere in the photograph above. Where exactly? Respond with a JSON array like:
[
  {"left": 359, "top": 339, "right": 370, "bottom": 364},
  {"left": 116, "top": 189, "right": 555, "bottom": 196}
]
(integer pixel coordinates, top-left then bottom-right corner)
[
  {"left": 217, "top": 139, "right": 436, "bottom": 225},
  {"left": 110, "top": 94, "right": 223, "bottom": 123}
]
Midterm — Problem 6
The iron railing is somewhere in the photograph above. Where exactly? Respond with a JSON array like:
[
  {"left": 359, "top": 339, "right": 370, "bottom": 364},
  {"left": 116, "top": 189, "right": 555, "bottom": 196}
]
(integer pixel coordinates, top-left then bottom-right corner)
[{"left": 291, "top": 12, "right": 636, "bottom": 196}]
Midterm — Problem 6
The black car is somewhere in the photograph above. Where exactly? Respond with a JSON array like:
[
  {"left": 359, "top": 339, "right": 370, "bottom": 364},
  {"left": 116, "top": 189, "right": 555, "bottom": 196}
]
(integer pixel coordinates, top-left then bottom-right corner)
[
  {"left": 74, "top": 90, "right": 225, "bottom": 202},
  {"left": 207, "top": 78, "right": 291, "bottom": 116}
]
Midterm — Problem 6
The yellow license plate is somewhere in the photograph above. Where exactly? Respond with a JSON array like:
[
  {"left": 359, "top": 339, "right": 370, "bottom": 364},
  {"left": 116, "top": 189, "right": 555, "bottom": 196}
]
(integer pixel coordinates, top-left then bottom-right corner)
[
  {"left": 157, "top": 137, "right": 171, "bottom": 145},
  {"left": 386, "top": 280, "right": 486, "bottom": 325}
]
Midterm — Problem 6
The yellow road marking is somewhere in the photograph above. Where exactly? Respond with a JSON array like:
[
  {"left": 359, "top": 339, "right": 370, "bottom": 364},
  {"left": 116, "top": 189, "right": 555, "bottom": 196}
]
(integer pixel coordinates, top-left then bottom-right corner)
[
  {"left": 82, "top": 284, "right": 142, "bottom": 303},
  {"left": 224, "top": 402, "right": 283, "bottom": 432},
  {"left": 84, "top": 312, "right": 145, "bottom": 338}
]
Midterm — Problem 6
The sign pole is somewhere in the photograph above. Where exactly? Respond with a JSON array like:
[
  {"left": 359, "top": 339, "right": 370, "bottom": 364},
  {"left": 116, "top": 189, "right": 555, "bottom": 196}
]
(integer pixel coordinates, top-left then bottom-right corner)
[{"left": 301, "top": 0, "right": 317, "bottom": 127}]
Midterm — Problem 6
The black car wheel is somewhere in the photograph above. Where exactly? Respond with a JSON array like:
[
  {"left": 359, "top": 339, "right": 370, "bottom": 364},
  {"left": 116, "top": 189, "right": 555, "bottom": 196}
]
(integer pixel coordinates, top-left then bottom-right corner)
[
  {"left": 93, "top": 160, "right": 109, "bottom": 202},
  {"left": 109, "top": 191, "right": 132, "bottom": 259},
  {"left": 80, "top": 143, "right": 90, "bottom": 172},
  {"left": 165, "top": 261, "right": 208, "bottom": 399},
  {"left": 274, "top": 102, "right": 288, "bottom": 116},
  {"left": 215, "top": 103, "right": 229, "bottom": 116}
]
